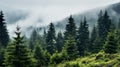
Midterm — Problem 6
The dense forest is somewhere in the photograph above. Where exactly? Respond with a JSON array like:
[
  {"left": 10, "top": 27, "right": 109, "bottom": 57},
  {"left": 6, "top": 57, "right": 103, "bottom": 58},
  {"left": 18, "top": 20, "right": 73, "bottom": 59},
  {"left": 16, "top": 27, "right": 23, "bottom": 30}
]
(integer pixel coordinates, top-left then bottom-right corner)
[{"left": 0, "top": 10, "right": 120, "bottom": 67}]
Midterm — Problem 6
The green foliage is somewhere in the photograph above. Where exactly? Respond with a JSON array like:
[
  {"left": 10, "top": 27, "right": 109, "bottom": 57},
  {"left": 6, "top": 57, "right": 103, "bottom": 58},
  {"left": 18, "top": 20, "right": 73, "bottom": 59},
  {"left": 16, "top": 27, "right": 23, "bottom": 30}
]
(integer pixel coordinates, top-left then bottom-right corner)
[
  {"left": 97, "top": 11, "right": 111, "bottom": 50},
  {"left": 63, "top": 36, "right": 79, "bottom": 60},
  {"left": 64, "top": 63, "right": 80, "bottom": 67},
  {"left": 50, "top": 52, "right": 67, "bottom": 64},
  {"left": 104, "top": 31, "right": 118, "bottom": 54},
  {"left": 34, "top": 45, "right": 45, "bottom": 67},
  {"left": 64, "top": 15, "right": 76, "bottom": 40},
  {"left": 56, "top": 32, "right": 64, "bottom": 52},
  {"left": 77, "top": 17, "right": 89, "bottom": 56},
  {"left": 56, "top": 53, "right": 120, "bottom": 67},
  {"left": 4, "top": 26, "right": 36, "bottom": 67},
  {"left": 46, "top": 23, "right": 56, "bottom": 54},
  {"left": 89, "top": 25, "right": 98, "bottom": 53},
  {"left": 0, "top": 46, "right": 5, "bottom": 66},
  {"left": 0, "top": 11, "right": 9, "bottom": 47},
  {"left": 43, "top": 50, "right": 51, "bottom": 66},
  {"left": 29, "top": 29, "right": 39, "bottom": 50}
]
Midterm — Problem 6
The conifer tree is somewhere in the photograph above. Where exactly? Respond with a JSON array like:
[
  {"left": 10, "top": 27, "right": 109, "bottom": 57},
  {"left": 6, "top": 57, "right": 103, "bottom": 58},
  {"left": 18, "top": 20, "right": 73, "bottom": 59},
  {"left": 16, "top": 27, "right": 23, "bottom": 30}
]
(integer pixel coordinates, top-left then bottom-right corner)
[
  {"left": 46, "top": 23, "right": 56, "bottom": 54},
  {"left": 64, "top": 15, "right": 76, "bottom": 40},
  {"left": 104, "top": 31, "right": 118, "bottom": 54},
  {"left": 34, "top": 45, "right": 45, "bottom": 67},
  {"left": 42, "top": 29, "right": 47, "bottom": 49},
  {"left": 4, "top": 26, "right": 36, "bottom": 67},
  {"left": 0, "top": 11, "right": 9, "bottom": 47},
  {"left": 29, "top": 29, "right": 38, "bottom": 50},
  {"left": 77, "top": 17, "right": 89, "bottom": 56},
  {"left": 89, "top": 25, "right": 98, "bottom": 52},
  {"left": 63, "top": 35, "right": 79, "bottom": 60},
  {"left": 97, "top": 11, "right": 111, "bottom": 48},
  {"left": 56, "top": 31, "right": 64, "bottom": 52}
]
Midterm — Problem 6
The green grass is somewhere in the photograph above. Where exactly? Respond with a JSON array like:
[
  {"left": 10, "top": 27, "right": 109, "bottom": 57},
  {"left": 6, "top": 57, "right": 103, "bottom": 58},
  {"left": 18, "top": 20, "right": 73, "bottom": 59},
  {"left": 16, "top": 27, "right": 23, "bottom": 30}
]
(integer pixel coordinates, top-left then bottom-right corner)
[{"left": 50, "top": 52, "right": 120, "bottom": 67}]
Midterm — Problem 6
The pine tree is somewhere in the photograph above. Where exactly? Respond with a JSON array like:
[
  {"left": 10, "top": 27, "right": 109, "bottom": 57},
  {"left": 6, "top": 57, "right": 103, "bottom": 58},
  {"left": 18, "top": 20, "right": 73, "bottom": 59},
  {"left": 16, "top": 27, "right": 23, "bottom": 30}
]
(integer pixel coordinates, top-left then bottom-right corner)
[
  {"left": 77, "top": 17, "right": 89, "bottom": 56},
  {"left": 34, "top": 45, "right": 45, "bottom": 67},
  {"left": 63, "top": 35, "right": 79, "bottom": 60},
  {"left": 97, "top": 11, "right": 111, "bottom": 49},
  {"left": 64, "top": 15, "right": 76, "bottom": 40},
  {"left": 29, "top": 29, "right": 38, "bottom": 50},
  {"left": 42, "top": 29, "right": 47, "bottom": 49},
  {"left": 89, "top": 25, "right": 98, "bottom": 52},
  {"left": 46, "top": 23, "right": 56, "bottom": 54},
  {"left": 4, "top": 26, "right": 36, "bottom": 67},
  {"left": 0, "top": 11, "right": 9, "bottom": 47},
  {"left": 56, "top": 31, "right": 64, "bottom": 52},
  {"left": 104, "top": 31, "right": 118, "bottom": 54}
]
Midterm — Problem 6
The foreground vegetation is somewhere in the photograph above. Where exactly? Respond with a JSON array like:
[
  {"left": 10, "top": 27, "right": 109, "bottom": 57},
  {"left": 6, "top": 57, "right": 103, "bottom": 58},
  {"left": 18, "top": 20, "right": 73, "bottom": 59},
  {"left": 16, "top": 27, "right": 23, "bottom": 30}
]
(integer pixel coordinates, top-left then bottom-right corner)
[{"left": 54, "top": 52, "right": 120, "bottom": 67}]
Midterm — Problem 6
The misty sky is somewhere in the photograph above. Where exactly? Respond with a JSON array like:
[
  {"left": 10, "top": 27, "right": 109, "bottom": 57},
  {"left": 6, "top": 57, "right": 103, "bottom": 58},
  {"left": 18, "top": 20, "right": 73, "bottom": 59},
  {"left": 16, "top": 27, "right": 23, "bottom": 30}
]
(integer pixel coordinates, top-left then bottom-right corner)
[
  {"left": 0, "top": 0, "right": 120, "bottom": 37},
  {"left": 1, "top": 0, "right": 120, "bottom": 23}
]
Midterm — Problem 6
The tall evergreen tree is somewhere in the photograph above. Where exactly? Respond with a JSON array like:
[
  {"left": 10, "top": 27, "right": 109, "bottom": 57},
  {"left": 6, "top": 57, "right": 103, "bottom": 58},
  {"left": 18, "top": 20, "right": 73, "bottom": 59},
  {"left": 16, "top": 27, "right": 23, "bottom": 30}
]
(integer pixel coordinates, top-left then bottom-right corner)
[
  {"left": 4, "top": 26, "right": 36, "bottom": 67},
  {"left": 46, "top": 23, "right": 56, "bottom": 54},
  {"left": 0, "top": 11, "right": 9, "bottom": 47},
  {"left": 64, "top": 15, "right": 76, "bottom": 40},
  {"left": 89, "top": 25, "right": 98, "bottom": 52},
  {"left": 104, "top": 31, "right": 118, "bottom": 54},
  {"left": 56, "top": 31, "right": 64, "bottom": 52},
  {"left": 97, "top": 11, "right": 111, "bottom": 49},
  {"left": 77, "top": 17, "right": 89, "bottom": 56},
  {"left": 63, "top": 35, "right": 79, "bottom": 60},
  {"left": 42, "top": 29, "right": 47, "bottom": 49},
  {"left": 29, "top": 29, "right": 38, "bottom": 50},
  {"left": 34, "top": 45, "right": 45, "bottom": 67}
]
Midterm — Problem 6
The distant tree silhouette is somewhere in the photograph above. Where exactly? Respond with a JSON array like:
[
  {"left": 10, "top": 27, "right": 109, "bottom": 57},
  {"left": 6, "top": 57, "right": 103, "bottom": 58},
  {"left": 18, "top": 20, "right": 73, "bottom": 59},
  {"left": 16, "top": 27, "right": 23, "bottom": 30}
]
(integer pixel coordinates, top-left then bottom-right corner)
[{"left": 0, "top": 11, "right": 9, "bottom": 47}]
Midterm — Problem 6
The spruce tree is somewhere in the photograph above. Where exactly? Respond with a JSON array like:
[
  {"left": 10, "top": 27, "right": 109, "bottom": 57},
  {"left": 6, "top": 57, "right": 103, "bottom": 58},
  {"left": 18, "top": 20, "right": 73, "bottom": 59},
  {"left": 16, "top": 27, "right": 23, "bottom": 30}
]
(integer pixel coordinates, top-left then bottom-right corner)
[
  {"left": 77, "top": 17, "right": 89, "bottom": 56},
  {"left": 56, "top": 31, "right": 64, "bottom": 52},
  {"left": 34, "top": 45, "right": 45, "bottom": 67},
  {"left": 0, "top": 11, "right": 9, "bottom": 47},
  {"left": 97, "top": 11, "right": 111, "bottom": 49},
  {"left": 42, "top": 29, "right": 47, "bottom": 49},
  {"left": 46, "top": 23, "right": 56, "bottom": 54},
  {"left": 64, "top": 15, "right": 76, "bottom": 40},
  {"left": 29, "top": 29, "right": 38, "bottom": 50},
  {"left": 104, "top": 31, "right": 118, "bottom": 54},
  {"left": 63, "top": 35, "right": 79, "bottom": 60},
  {"left": 89, "top": 25, "right": 98, "bottom": 52},
  {"left": 4, "top": 26, "right": 36, "bottom": 67}
]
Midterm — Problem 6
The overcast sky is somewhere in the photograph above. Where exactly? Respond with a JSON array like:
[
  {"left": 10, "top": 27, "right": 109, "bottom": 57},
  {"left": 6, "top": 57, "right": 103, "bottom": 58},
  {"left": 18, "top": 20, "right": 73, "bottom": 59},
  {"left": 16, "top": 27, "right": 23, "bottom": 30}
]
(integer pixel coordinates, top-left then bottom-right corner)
[
  {"left": 0, "top": 0, "right": 120, "bottom": 37},
  {"left": 0, "top": 0, "right": 120, "bottom": 22}
]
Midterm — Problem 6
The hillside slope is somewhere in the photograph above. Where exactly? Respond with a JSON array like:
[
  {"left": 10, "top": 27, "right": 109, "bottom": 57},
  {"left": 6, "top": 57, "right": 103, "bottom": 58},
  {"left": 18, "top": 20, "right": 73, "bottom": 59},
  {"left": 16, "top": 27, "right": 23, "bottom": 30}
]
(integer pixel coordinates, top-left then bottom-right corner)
[
  {"left": 51, "top": 52, "right": 120, "bottom": 67},
  {"left": 54, "top": 2, "right": 120, "bottom": 32}
]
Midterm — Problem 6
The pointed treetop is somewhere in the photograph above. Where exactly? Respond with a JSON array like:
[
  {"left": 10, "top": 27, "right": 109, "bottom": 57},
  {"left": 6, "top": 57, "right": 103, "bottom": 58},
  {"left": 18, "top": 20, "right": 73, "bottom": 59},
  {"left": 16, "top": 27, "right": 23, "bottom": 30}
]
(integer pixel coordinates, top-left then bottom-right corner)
[
  {"left": 83, "top": 16, "right": 86, "bottom": 22},
  {"left": 43, "top": 28, "right": 46, "bottom": 34},
  {"left": 104, "top": 11, "right": 109, "bottom": 18},
  {"left": 16, "top": 25, "right": 21, "bottom": 31},
  {"left": 68, "top": 15, "right": 74, "bottom": 21},
  {"left": 98, "top": 10, "right": 103, "bottom": 17},
  {"left": 0, "top": 11, "right": 3, "bottom": 15}
]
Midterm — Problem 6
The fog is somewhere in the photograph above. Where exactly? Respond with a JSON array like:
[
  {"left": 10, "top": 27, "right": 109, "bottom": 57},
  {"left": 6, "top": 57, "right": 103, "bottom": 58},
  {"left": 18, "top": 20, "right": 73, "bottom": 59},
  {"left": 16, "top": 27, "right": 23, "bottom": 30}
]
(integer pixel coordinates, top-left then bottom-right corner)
[{"left": 0, "top": 0, "right": 120, "bottom": 37}]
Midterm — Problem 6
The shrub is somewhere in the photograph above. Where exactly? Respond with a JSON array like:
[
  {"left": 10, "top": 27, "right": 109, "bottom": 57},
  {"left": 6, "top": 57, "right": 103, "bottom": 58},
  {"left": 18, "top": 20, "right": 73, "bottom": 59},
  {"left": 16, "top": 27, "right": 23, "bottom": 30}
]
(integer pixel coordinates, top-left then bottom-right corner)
[{"left": 50, "top": 52, "right": 67, "bottom": 64}]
